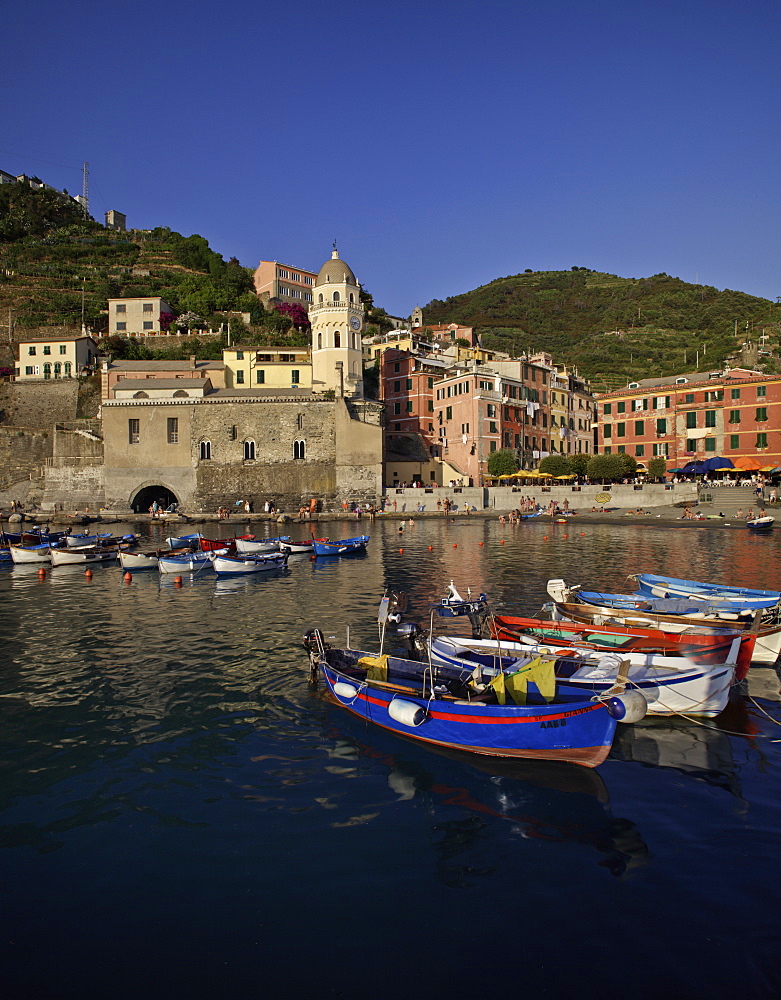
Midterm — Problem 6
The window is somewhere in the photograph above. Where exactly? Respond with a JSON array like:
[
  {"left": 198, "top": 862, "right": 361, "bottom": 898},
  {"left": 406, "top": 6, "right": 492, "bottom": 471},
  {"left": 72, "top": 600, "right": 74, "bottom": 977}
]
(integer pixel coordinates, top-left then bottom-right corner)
[
  {"left": 616, "top": 423, "right": 625, "bottom": 437},
  {"left": 143, "top": 303, "right": 153, "bottom": 312},
  {"left": 243, "top": 440, "right": 256, "bottom": 461},
  {"left": 128, "top": 419, "right": 140, "bottom": 444},
  {"left": 199, "top": 440, "right": 211, "bottom": 460},
  {"left": 686, "top": 439, "right": 697, "bottom": 452},
  {"left": 617, "top": 401, "right": 625, "bottom": 413},
  {"left": 603, "top": 425, "right": 612, "bottom": 439},
  {"left": 115, "top": 303, "right": 127, "bottom": 314},
  {"left": 293, "top": 440, "right": 305, "bottom": 460},
  {"left": 143, "top": 322, "right": 153, "bottom": 330},
  {"left": 685, "top": 393, "right": 695, "bottom": 404},
  {"left": 64, "top": 362, "right": 71, "bottom": 376},
  {"left": 333, "top": 291, "right": 340, "bottom": 302},
  {"left": 756, "top": 407, "right": 768, "bottom": 421},
  {"left": 489, "top": 421, "right": 497, "bottom": 433},
  {"left": 406, "top": 401, "right": 413, "bottom": 413},
  {"left": 731, "top": 387, "right": 741, "bottom": 399},
  {"left": 116, "top": 322, "right": 126, "bottom": 331},
  {"left": 393, "top": 380, "right": 400, "bottom": 392},
  {"left": 428, "top": 377, "right": 434, "bottom": 388},
  {"left": 43, "top": 345, "right": 51, "bottom": 355},
  {"left": 686, "top": 412, "right": 697, "bottom": 429},
  {"left": 59, "top": 345, "right": 66, "bottom": 354},
  {"left": 256, "top": 370, "right": 265, "bottom": 384},
  {"left": 236, "top": 351, "right": 244, "bottom": 360},
  {"left": 393, "top": 362, "right": 400, "bottom": 373},
  {"left": 635, "top": 420, "right": 644, "bottom": 435},
  {"left": 603, "top": 403, "right": 612, "bottom": 415},
  {"left": 730, "top": 434, "right": 740, "bottom": 449},
  {"left": 393, "top": 402, "right": 401, "bottom": 415},
  {"left": 618, "top": 445, "right": 626, "bottom": 454},
  {"left": 757, "top": 432, "right": 768, "bottom": 448},
  {"left": 490, "top": 441, "right": 497, "bottom": 452},
  {"left": 406, "top": 378, "right": 413, "bottom": 390},
  {"left": 334, "top": 333, "right": 341, "bottom": 348},
  {"left": 43, "top": 363, "right": 51, "bottom": 379},
  {"left": 291, "top": 370, "right": 300, "bottom": 385},
  {"left": 167, "top": 418, "right": 178, "bottom": 444},
  {"left": 28, "top": 346, "right": 36, "bottom": 355},
  {"left": 705, "top": 410, "right": 716, "bottom": 427},
  {"left": 446, "top": 406, "right": 452, "bottom": 420},
  {"left": 635, "top": 444, "right": 645, "bottom": 457},
  {"left": 236, "top": 370, "right": 245, "bottom": 385},
  {"left": 656, "top": 418, "right": 667, "bottom": 434},
  {"left": 757, "top": 386, "right": 767, "bottom": 398},
  {"left": 704, "top": 438, "right": 716, "bottom": 452},
  {"left": 729, "top": 410, "right": 740, "bottom": 423}
]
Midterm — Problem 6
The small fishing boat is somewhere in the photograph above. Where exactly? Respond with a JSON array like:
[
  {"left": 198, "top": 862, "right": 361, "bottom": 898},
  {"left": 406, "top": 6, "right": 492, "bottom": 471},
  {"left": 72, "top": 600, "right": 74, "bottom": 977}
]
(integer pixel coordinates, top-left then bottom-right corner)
[
  {"left": 165, "top": 532, "right": 204, "bottom": 550},
  {"left": 746, "top": 515, "right": 775, "bottom": 533},
  {"left": 234, "top": 536, "right": 291, "bottom": 554},
  {"left": 157, "top": 550, "right": 216, "bottom": 574},
  {"left": 489, "top": 613, "right": 755, "bottom": 680},
  {"left": 629, "top": 573, "right": 781, "bottom": 606},
  {"left": 426, "top": 635, "right": 738, "bottom": 718},
  {"left": 9, "top": 543, "right": 52, "bottom": 564},
  {"left": 51, "top": 546, "right": 120, "bottom": 566},
  {"left": 65, "top": 532, "right": 113, "bottom": 547},
  {"left": 212, "top": 552, "right": 288, "bottom": 575},
  {"left": 279, "top": 539, "right": 315, "bottom": 555},
  {"left": 119, "top": 550, "right": 160, "bottom": 570},
  {"left": 303, "top": 596, "right": 645, "bottom": 768},
  {"left": 311, "top": 535, "right": 370, "bottom": 557}
]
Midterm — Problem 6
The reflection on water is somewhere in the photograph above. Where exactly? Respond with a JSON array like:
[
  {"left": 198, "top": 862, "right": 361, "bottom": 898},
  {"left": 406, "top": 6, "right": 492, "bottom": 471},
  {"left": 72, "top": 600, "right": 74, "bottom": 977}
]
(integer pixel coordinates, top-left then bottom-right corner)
[{"left": 1, "top": 518, "right": 780, "bottom": 997}]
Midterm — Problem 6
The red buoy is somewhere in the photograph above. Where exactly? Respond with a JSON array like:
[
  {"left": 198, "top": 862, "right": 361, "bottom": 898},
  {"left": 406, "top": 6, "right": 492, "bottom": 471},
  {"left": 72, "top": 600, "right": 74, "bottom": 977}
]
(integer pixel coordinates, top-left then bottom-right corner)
[
  {"left": 123, "top": 571, "right": 132, "bottom": 584},
  {"left": 37, "top": 567, "right": 46, "bottom": 578},
  {"left": 85, "top": 569, "right": 93, "bottom": 579}
]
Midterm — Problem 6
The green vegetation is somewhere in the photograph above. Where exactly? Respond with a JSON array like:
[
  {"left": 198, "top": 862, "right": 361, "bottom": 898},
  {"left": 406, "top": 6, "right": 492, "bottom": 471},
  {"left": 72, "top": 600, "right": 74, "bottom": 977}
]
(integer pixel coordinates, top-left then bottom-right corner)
[
  {"left": 487, "top": 448, "right": 518, "bottom": 477},
  {"left": 0, "top": 188, "right": 270, "bottom": 336},
  {"left": 423, "top": 269, "right": 781, "bottom": 390}
]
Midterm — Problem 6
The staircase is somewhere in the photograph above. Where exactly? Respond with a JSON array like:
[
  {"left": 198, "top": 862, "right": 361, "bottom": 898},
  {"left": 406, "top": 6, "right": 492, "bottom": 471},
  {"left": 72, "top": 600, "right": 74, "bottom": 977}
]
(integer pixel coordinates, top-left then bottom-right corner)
[{"left": 698, "top": 485, "right": 768, "bottom": 512}]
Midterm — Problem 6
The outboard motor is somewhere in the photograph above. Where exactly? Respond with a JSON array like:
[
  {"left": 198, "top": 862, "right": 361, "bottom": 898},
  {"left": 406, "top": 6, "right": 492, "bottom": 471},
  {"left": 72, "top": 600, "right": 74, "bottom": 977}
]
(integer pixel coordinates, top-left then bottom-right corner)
[{"left": 396, "top": 622, "right": 427, "bottom": 660}]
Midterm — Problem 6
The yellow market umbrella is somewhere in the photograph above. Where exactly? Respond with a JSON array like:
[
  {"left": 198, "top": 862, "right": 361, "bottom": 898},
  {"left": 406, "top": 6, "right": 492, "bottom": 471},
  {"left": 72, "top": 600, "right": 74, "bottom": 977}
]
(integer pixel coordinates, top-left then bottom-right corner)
[
  {"left": 536, "top": 472, "right": 554, "bottom": 478},
  {"left": 554, "top": 474, "right": 576, "bottom": 480}
]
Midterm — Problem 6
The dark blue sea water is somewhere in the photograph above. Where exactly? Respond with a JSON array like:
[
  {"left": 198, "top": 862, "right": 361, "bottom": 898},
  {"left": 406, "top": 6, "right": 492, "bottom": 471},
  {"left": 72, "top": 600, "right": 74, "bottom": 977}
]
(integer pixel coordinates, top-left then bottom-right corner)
[{"left": 1, "top": 517, "right": 780, "bottom": 999}]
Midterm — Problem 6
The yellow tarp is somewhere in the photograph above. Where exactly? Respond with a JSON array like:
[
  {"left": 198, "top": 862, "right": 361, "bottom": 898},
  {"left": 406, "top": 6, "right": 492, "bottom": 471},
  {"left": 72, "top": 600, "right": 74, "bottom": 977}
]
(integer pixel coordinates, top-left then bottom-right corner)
[
  {"left": 489, "top": 656, "right": 556, "bottom": 705},
  {"left": 358, "top": 654, "right": 389, "bottom": 682}
]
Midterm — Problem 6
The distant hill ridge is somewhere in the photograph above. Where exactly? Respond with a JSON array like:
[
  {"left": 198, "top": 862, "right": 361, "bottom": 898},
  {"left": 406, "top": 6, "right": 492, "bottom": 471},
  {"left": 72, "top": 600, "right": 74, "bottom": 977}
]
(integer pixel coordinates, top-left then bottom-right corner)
[{"left": 422, "top": 268, "right": 780, "bottom": 390}]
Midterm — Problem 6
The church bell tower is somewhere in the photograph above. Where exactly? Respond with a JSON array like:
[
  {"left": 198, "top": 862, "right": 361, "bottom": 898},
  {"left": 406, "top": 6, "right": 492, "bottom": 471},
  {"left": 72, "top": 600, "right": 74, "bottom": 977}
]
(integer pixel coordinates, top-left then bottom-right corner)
[{"left": 309, "top": 246, "right": 364, "bottom": 397}]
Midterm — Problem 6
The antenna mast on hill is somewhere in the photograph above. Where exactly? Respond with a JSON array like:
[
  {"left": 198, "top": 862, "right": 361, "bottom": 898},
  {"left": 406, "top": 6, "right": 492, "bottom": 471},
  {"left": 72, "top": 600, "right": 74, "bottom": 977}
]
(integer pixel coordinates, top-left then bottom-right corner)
[{"left": 81, "top": 162, "right": 89, "bottom": 220}]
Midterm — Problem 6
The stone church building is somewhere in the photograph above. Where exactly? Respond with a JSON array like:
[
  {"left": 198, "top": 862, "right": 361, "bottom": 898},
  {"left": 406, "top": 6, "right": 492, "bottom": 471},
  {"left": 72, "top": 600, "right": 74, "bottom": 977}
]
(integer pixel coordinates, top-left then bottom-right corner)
[{"left": 41, "top": 248, "right": 384, "bottom": 514}]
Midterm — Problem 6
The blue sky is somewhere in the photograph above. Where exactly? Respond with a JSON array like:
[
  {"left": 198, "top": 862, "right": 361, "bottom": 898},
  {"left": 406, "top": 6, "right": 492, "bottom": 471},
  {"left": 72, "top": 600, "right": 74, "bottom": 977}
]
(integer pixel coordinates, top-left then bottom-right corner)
[{"left": 3, "top": 0, "right": 779, "bottom": 316}]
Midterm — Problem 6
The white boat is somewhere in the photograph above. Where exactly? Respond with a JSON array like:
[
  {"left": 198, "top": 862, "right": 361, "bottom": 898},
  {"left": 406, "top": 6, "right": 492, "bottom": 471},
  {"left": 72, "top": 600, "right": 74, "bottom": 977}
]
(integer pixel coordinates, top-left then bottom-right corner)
[
  {"left": 158, "top": 551, "right": 216, "bottom": 574},
  {"left": 51, "top": 546, "right": 118, "bottom": 566},
  {"left": 10, "top": 543, "right": 51, "bottom": 564},
  {"left": 65, "top": 532, "right": 113, "bottom": 547},
  {"left": 119, "top": 550, "right": 160, "bottom": 570},
  {"left": 212, "top": 552, "right": 288, "bottom": 575},
  {"left": 278, "top": 540, "right": 314, "bottom": 554},
  {"left": 165, "top": 533, "right": 204, "bottom": 550},
  {"left": 235, "top": 536, "right": 290, "bottom": 554},
  {"left": 428, "top": 635, "right": 738, "bottom": 718}
]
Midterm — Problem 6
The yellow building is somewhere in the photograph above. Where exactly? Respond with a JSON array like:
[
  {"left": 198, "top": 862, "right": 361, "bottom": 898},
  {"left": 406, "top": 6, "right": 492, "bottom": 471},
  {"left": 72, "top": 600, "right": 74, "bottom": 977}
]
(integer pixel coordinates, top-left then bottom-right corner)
[
  {"left": 15, "top": 334, "right": 99, "bottom": 380},
  {"left": 222, "top": 347, "right": 312, "bottom": 391}
]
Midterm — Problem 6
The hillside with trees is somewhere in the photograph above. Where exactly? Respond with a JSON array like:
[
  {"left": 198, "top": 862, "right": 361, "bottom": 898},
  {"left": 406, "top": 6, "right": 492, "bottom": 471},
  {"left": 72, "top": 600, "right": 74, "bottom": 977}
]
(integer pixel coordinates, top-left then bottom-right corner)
[{"left": 423, "top": 268, "right": 781, "bottom": 390}]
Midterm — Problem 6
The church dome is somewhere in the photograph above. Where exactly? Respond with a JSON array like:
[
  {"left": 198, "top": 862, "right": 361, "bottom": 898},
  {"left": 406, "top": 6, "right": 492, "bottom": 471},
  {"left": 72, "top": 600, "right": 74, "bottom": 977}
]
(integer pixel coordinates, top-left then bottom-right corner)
[{"left": 316, "top": 248, "right": 357, "bottom": 286}]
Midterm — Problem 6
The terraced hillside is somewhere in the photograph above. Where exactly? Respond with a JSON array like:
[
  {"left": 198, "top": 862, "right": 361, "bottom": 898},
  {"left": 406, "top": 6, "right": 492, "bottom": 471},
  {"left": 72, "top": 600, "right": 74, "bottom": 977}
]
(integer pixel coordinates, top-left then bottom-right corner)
[{"left": 423, "top": 269, "right": 781, "bottom": 390}]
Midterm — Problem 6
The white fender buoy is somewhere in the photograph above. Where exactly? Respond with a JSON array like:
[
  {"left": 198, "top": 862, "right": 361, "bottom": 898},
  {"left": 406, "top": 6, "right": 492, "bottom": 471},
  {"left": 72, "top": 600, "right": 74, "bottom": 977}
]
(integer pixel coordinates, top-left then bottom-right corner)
[
  {"left": 607, "top": 690, "right": 647, "bottom": 723},
  {"left": 333, "top": 682, "right": 359, "bottom": 700},
  {"left": 388, "top": 698, "right": 427, "bottom": 727}
]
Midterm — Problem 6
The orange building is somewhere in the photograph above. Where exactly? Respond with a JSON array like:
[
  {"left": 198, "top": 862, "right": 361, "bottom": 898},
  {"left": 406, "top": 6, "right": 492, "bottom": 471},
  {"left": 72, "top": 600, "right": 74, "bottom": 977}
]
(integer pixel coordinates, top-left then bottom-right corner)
[{"left": 596, "top": 368, "right": 781, "bottom": 469}]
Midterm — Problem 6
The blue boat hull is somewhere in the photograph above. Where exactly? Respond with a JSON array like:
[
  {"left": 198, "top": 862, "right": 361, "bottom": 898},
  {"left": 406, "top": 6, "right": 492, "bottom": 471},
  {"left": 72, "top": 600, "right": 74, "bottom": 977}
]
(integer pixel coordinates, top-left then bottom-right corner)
[
  {"left": 317, "top": 651, "right": 618, "bottom": 767},
  {"left": 312, "top": 535, "right": 370, "bottom": 557}
]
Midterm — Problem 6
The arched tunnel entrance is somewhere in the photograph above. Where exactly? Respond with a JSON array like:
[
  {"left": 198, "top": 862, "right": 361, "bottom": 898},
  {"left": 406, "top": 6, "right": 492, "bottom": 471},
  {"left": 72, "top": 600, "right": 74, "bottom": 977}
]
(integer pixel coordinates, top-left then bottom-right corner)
[{"left": 132, "top": 485, "right": 179, "bottom": 514}]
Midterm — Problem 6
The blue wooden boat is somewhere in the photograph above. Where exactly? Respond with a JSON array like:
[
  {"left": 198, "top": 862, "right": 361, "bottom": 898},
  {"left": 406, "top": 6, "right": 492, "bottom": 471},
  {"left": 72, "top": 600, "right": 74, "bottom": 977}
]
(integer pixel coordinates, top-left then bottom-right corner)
[
  {"left": 165, "top": 532, "right": 204, "bottom": 550},
  {"left": 157, "top": 550, "right": 214, "bottom": 573},
  {"left": 304, "top": 637, "right": 639, "bottom": 767},
  {"left": 311, "top": 534, "right": 370, "bottom": 557},
  {"left": 629, "top": 573, "right": 781, "bottom": 605}
]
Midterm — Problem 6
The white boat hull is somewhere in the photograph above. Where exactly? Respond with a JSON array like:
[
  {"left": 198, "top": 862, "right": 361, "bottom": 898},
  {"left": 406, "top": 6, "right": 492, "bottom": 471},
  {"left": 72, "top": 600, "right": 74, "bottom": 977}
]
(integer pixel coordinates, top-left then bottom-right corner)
[
  {"left": 51, "top": 547, "right": 118, "bottom": 566},
  {"left": 119, "top": 551, "right": 160, "bottom": 570},
  {"left": 158, "top": 553, "right": 214, "bottom": 573},
  {"left": 212, "top": 553, "right": 288, "bottom": 574},
  {"left": 235, "top": 538, "right": 283, "bottom": 554},
  {"left": 10, "top": 545, "right": 51, "bottom": 564}
]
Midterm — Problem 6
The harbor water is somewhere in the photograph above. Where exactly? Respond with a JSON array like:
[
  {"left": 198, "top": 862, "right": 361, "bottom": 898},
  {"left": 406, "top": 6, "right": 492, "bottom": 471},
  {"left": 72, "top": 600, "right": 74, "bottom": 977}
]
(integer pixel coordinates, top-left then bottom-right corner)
[{"left": 1, "top": 516, "right": 780, "bottom": 998}]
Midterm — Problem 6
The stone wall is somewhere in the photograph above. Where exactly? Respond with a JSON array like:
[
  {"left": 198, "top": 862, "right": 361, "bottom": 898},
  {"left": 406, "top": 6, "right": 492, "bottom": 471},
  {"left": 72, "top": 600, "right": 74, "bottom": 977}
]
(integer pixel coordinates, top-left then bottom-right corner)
[
  {"left": 0, "top": 427, "right": 51, "bottom": 497},
  {"left": 0, "top": 379, "right": 81, "bottom": 430},
  {"left": 99, "top": 395, "right": 385, "bottom": 513}
]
